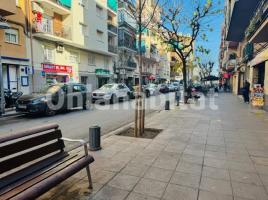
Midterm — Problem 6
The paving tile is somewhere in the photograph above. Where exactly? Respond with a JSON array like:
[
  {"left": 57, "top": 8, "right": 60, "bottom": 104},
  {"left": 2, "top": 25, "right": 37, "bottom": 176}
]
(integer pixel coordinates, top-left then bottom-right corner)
[
  {"left": 200, "top": 177, "right": 232, "bottom": 195},
  {"left": 121, "top": 163, "right": 149, "bottom": 177},
  {"left": 176, "top": 161, "right": 202, "bottom": 175},
  {"left": 91, "top": 185, "right": 129, "bottom": 200},
  {"left": 204, "top": 158, "right": 228, "bottom": 169},
  {"left": 181, "top": 154, "right": 204, "bottom": 165},
  {"left": 152, "top": 157, "right": 179, "bottom": 170},
  {"left": 227, "top": 161, "right": 256, "bottom": 173},
  {"left": 92, "top": 170, "right": 116, "bottom": 185},
  {"left": 170, "top": 171, "right": 200, "bottom": 188},
  {"left": 232, "top": 182, "right": 268, "bottom": 200},
  {"left": 198, "top": 190, "right": 233, "bottom": 200},
  {"left": 202, "top": 166, "right": 230, "bottom": 181},
  {"left": 144, "top": 167, "right": 173, "bottom": 182},
  {"left": 162, "top": 184, "right": 198, "bottom": 200},
  {"left": 108, "top": 174, "right": 140, "bottom": 191},
  {"left": 133, "top": 178, "right": 167, "bottom": 198},
  {"left": 126, "top": 192, "right": 160, "bottom": 200},
  {"left": 230, "top": 170, "right": 263, "bottom": 186},
  {"left": 255, "top": 165, "right": 268, "bottom": 175}
]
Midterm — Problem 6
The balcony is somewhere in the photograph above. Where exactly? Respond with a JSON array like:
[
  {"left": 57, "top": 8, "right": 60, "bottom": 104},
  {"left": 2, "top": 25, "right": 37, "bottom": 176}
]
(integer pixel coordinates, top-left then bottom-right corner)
[
  {"left": 0, "top": 0, "right": 16, "bottom": 16},
  {"left": 107, "top": 22, "right": 117, "bottom": 35},
  {"left": 108, "top": 45, "right": 117, "bottom": 54},
  {"left": 32, "top": 0, "right": 71, "bottom": 15},
  {"left": 226, "top": 0, "right": 262, "bottom": 42},
  {"left": 127, "top": 60, "right": 137, "bottom": 68},
  {"left": 107, "top": 0, "right": 117, "bottom": 12},
  {"left": 246, "top": 0, "right": 268, "bottom": 43},
  {"left": 242, "top": 43, "right": 254, "bottom": 62},
  {"left": 33, "top": 21, "right": 72, "bottom": 41}
]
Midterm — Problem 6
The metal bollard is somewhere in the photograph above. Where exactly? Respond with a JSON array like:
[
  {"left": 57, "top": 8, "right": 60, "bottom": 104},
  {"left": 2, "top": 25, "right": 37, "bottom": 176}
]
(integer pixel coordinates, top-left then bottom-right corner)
[
  {"left": 89, "top": 126, "right": 102, "bottom": 151},
  {"left": 165, "top": 100, "right": 170, "bottom": 110}
]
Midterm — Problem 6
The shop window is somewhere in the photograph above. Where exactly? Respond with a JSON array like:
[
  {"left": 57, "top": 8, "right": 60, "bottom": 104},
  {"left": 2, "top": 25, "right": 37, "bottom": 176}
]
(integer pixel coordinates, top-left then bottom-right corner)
[
  {"left": 5, "top": 29, "right": 19, "bottom": 44},
  {"left": 44, "top": 47, "right": 54, "bottom": 63},
  {"left": 69, "top": 51, "right": 79, "bottom": 63},
  {"left": 81, "top": 76, "right": 88, "bottom": 85}
]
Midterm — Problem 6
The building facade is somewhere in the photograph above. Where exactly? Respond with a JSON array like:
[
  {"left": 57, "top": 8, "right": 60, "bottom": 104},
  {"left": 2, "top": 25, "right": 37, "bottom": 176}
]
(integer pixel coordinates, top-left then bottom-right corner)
[
  {"left": 29, "top": 0, "right": 117, "bottom": 92},
  {"left": 117, "top": 0, "right": 137, "bottom": 86},
  {"left": 221, "top": 0, "right": 268, "bottom": 110},
  {"left": 0, "top": 0, "right": 31, "bottom": 94}
]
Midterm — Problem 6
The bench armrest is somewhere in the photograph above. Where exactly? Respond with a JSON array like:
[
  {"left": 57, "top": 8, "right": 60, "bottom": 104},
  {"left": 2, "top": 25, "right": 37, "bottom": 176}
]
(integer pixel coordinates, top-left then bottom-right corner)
[{"left": 61, "top": 137, "right": 89, "bottom": 156}]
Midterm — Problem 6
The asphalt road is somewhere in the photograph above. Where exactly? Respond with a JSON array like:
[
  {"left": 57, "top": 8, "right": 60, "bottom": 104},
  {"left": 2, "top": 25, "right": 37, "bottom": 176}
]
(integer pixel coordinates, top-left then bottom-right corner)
[{"left": 0, "top": 93, "right": 176, "bottom": 141}]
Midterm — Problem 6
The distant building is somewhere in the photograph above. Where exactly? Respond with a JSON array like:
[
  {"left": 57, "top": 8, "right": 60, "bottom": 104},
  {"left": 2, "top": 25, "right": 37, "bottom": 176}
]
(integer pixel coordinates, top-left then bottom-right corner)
[{"left": 0, "top": 0, "right": 31, "bottom": 94}]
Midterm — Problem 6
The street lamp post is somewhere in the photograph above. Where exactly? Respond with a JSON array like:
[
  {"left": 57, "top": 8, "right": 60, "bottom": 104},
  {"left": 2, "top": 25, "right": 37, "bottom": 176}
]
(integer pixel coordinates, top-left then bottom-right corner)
[{"left": 0, "top": 19, "right": 11, "bottom": 116}]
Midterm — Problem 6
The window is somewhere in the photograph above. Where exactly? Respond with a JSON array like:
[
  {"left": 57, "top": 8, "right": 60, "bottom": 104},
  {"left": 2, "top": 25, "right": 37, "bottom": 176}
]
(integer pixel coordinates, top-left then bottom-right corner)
[
  {"left": 88, "top": 54, "right": 96, "bottom": 65},
  {"left": 96, "top": 5, "right": 103, "bottom": 18},
  {"left": 44, "top": 47, "right": 54, "bottom": 62},
  {"left": 42, "top": 16, "right": 53, "bottom": 34},
  {"left": 81, "top": 76, "right": 88, "bottom": 85},
  {"left": 97, "top": 30, "right": 104, "bottom": 42},
  {"left": 5, "top": 29, "right": 19, "bottom": 44},
  {"left": 80, "top": 23, "right": 88, "bottom": 36},
  {"left": 69, "top": 51, "right": 79, "bottom": 63}
]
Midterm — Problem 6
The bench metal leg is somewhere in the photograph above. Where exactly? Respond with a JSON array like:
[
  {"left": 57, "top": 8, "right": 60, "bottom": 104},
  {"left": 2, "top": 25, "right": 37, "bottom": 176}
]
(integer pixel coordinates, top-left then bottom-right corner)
[{"left": 86, "top": 165, "right": 93, "bottom": 189}]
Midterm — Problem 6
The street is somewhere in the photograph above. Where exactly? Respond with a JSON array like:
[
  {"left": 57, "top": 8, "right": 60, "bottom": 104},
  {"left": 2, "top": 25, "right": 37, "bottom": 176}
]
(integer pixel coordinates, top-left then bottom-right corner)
[{"left": 0, "top": 93, "right": 175, "bottom": 140}]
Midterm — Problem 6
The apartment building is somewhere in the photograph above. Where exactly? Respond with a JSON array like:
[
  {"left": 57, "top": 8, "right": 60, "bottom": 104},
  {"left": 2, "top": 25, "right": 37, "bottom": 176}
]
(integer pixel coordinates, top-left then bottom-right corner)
[
  {"left": 29, "top": 0, "right": 117, "bottom": 91},
  {"left": 221, "top": 0, "right": 268, "bottom": 110},
  {"left": 117, "top": 0, "right": 137, "bottom": 86},
  {"left": 0, "top": 0, "right": 31, "bottom": 94}
]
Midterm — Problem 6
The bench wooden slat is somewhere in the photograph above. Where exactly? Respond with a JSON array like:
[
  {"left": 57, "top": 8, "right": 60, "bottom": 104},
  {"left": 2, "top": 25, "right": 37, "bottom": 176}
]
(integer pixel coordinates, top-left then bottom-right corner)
[
  {"left": 1, "top": 152, "right": 92, "bottom": 200},
  {"left": 11, "top": 156, "right": 94, "bottom": 200},
  {"left": 0, "top": 147, "right": 82, "bottom": 194},
  {"left": 0, "top": 140, "right": 65, "bottom": 174},
  {"left": 0, "top": 124, "right": 59, "bottom": 144},
  {"left": 0, "top": 130, "right": 62, "bottom": 158},
  {"left": 0, "top": 152, "right": 68, "bottom": 191}
]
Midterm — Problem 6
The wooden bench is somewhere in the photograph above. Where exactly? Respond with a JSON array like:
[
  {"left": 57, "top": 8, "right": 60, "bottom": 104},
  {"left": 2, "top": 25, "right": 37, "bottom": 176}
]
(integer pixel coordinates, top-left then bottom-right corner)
[{"left": 0, "top": 124, "right": 94, "bottom": 200}]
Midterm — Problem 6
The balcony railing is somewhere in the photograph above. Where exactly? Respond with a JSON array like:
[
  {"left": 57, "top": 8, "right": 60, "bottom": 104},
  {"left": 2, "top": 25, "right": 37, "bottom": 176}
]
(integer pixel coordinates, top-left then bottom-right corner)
[
  {"left": 243, "top": 43, "right": 254, "bottom": 62},
  {"left": 118, "top": 39, "right": 136, "bottom": 51},
  {"left": 108, "top": 22, "right": 118, "bottom": 34},
  {"left": 245, "top": 0, "right": 268, "bottom": 39},
  {"left": 33, "top": 21, "right": 72, "bottom": 40},
  {"left": 108, "top": 45, "right": 118, "bottom": 53},
  {"left": 127, "top": 60, "right": 137, "bottom": 68}
]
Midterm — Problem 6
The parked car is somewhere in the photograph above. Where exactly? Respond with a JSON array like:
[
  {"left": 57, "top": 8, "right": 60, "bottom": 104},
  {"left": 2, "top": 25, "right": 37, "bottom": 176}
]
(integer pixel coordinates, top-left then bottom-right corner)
[
  {"left": 16, "top": 83, "right": 90, "bottom": 116},
  {"left": 144, "top": 83, "right": 159, "bottom": 97},
  {"left": 159, "top": 84, "right": 169, "bottom": 93},
  {"left": 168, "top": 83, "right": 179, "bottom": 92},
  {"left": 92, "top": 83, "right": 131, "bottom": 104}
]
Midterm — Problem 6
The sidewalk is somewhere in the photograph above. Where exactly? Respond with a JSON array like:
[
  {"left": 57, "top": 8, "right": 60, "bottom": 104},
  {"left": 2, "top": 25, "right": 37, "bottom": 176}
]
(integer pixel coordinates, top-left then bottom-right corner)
[{"left": 39, "top": 93, "right": 268, "bottom": 200}]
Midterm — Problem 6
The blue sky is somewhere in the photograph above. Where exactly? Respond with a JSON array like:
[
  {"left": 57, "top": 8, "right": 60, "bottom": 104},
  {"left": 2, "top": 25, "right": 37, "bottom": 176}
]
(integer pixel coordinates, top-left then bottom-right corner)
[{"left": 160, "top": 0, "right": 225, "bottom": 75}]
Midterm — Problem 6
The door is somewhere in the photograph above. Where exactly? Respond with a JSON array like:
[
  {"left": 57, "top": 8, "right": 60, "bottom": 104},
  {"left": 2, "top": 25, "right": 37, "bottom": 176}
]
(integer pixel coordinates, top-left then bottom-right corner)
[{"left": 8, "top": 65, "right": 18, "bottom": 92}]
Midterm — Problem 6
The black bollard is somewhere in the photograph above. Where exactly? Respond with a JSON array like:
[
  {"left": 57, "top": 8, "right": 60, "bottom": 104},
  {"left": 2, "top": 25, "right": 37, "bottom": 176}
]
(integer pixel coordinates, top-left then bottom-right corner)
[
  {"left": 89, "top": 126, "right": 102, "bottom": 151},
  {"left": 165, "top": 100, "right": 170, "bottom": 110}
]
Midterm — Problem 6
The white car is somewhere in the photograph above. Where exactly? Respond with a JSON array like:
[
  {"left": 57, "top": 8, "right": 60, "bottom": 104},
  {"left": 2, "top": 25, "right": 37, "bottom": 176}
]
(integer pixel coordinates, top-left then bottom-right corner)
[
  {"left": 146, "top": 83, "right": 160, "bottom": 96},
  {"left": 92, "top": 83, "right": 130, "bottom": 104}
]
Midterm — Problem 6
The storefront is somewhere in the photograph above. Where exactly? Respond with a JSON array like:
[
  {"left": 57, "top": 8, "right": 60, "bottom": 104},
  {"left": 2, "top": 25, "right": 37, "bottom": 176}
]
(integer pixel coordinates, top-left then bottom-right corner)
[
  {"left": 1, "top": 56, "right": 30, "bottom": 94},
  {"left": 95, "top": 68, "right": 111, "bottom": 88},
  {"left": 42, "top": 63, "right": 73, "bottom": 85}
]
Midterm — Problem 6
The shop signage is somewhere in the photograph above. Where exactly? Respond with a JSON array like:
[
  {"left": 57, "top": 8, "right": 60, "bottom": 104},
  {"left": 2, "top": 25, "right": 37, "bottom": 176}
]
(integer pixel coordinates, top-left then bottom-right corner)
[
  {"left": 42, "top": 63, "right": 72, "bottom": 74},
  {"left": 252, "top": 84, "right": 264, "bottom": 107},
  {"left": 95, "top": 68, "right": 110, "bottom": 75}
]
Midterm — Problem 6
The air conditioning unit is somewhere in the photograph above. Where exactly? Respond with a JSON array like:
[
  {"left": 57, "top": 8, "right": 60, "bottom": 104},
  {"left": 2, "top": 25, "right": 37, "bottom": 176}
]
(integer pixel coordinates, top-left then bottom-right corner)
[{"left": 56, "top": 44, "right": 64, "bottom": 52}]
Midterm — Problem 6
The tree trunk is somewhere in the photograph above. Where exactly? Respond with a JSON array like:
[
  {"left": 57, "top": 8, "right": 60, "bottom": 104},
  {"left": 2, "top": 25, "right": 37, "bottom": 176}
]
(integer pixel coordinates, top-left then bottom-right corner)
[{"left": 182, "top": 59, "right": 188, "bottom": 103}]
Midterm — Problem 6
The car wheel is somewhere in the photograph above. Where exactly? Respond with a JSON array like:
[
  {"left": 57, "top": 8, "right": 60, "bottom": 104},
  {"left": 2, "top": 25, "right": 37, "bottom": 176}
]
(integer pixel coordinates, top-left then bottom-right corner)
[
  {"left": 45, "top": 107, "right": 56, "bottom": 116},
  {"left": 83, "top": 99, "right": 90, "bottom": 110},
  {"left": 110, "top": 94, "right": 117, "bottom": 104}
]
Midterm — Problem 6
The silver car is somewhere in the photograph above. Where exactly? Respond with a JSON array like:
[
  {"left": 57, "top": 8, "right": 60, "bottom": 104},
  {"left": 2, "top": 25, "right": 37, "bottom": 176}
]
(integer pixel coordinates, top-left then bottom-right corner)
[{"left": 92, "top": 83, "right": 131, "bottom": 104}]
